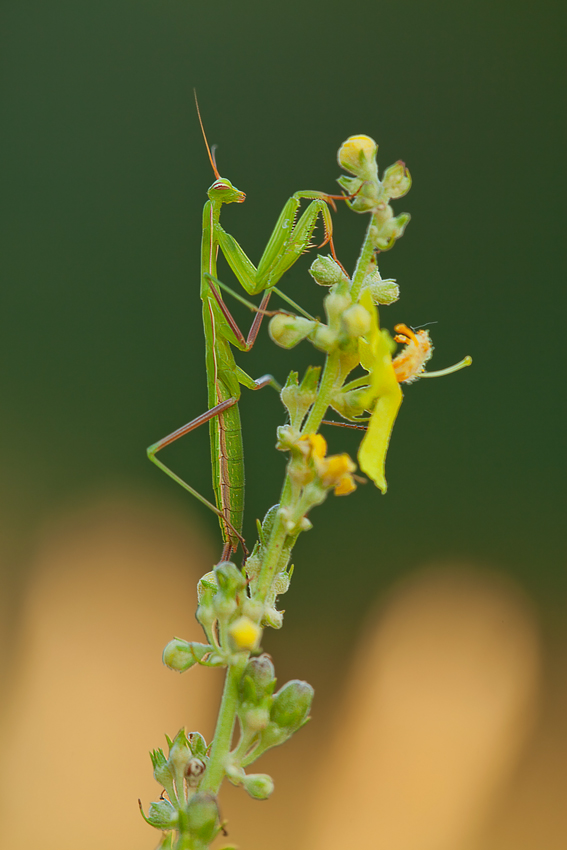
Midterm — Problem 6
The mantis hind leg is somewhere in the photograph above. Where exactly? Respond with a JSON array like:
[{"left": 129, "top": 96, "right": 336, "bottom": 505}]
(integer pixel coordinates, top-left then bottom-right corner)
[
  {"left": 147, "top": 398, "right": 249, "bottom": 559},
  {"left": 147, "top": 377, "right": 280, "bottom": 561}
]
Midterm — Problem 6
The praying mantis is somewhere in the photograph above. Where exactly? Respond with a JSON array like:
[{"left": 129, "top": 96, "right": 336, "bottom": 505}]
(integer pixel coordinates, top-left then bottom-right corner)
[{"left": 147, "top": 100, "right": 340, "bottom": 561}]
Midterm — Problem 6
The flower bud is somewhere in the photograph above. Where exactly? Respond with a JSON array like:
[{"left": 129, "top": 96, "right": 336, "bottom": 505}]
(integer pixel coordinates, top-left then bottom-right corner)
[
  {"left": 162, "top": 639, "right": 211, "bottom": 672},
  {"left": 338, "top": 135, "right": 378, "bottom": 182},
  {"left": 228, "top": 616, "right": 262, "bottom": 651},
  {"left": 324, "top": 289, "right": 352, "bottom": 326},
  {"left": 309, "top": 255, "right": 350, "bottom": 287},
  {"left": 168, "top": 728, "right": 192, "bottom": 777},
  {"left": 145, "top": 799, "right": 178, "bottom": 830},
  {"left": 269, "top": 313, "right": 317, "bottom": 349},
  {"left": 242, "top": 706, "right": 270, "bottom": 731},
  {"left": 186, "top": 793, "right": 219, "bottom": 844},
  {"left": 239, "top": 654, "right": 276, "bottom": 704},
  {"left": 214, "top": 561, "right": 246, "bottom": 596},
  {"left": 241, "top": 597, "right": 264, "bottom": 621},
  {"left": 242, "top": 773, "right": 275, "bottom": 800},
  {"left": 362, "top": 270, "right": 400, "bottom": 305},
  {"left": 371, "top": 211, "right": 411, "bottom": 251},
  {"left": 212, "top": 594, "right": 238, "bottom": 619},
  {"left": 342, "top": 304, "right": 372, "bottom": 338},
  {"left": 382, "top": 160, "right": 412, "bottom": 199},
  {"left": 185, "top": 757, "right": 206, "bottom": 787},
  {"left": 310, "top": 324, "right": 337, "bottom": 353},
  {"left": 270, "top": 679, "right": 314, "bottom": 731}
]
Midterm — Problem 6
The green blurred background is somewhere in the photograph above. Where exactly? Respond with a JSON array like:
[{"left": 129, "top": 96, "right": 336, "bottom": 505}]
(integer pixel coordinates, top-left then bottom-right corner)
[{"left": 1, "top": 0, "right": 563, "bottom": 657}]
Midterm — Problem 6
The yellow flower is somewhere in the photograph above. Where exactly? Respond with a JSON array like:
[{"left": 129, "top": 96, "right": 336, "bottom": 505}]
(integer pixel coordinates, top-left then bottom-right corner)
[
  {"left": 356, "top": 289, "right": 403, "bottom": 494},
  {"left": 338, "top": 135, "right": 378, "bottom": 180},
  {"left": 228, "top": 616, "right": 262, "bottom": 651},
  {"left": 299, "top": 434, "right": 357, "bottom": 496}
]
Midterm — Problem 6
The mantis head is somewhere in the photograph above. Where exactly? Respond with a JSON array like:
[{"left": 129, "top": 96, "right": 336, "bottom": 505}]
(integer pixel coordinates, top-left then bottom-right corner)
[{"left": 207, "top": 178, "right": 246, "bottom": 205}]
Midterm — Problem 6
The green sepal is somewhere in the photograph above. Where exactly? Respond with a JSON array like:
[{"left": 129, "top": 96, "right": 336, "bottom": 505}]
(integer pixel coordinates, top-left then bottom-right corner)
[
  {"left": 371, "top": 211, "right": 411, "bottom": 251},
  {"left": 144, "top": 799, "right": 179, "bottom": 830},
  {"left": 280, "top": 366, "right": 321, "bottom": 433},
  {"left": 150, "top": 748, "right": 173, "bottom": 787},
  {"left": 189, "top": 731, "right": 207, "bottom": 759},
  {"left": 382, "top": 160, "right": 412, "bottom": 199},
  {"left": 197, "top": 571, "right": 217, "bottom": 603}
]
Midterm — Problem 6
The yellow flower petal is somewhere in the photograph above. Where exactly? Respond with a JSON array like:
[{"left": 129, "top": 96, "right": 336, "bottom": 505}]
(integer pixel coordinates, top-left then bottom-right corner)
[
  {"left": 308, "top": 433, "right": 328, "bottom": 460},
  {"left": 320, "top": 453, "right": 356, "bottom": 491},
  {"left": 338, "top": 135, "right": 378, "bottom": 178},
  {"left": 357, "top": 289, "right": 403, "bottom": 493},
  {"left": 334, "top": 474, "right": 357, "bottom": 496}
]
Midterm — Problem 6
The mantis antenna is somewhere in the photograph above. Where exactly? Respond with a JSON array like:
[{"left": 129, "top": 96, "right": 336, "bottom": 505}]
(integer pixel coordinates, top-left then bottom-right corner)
[{"left": 193, "top": 89, "right": 220, "bottom": 179}]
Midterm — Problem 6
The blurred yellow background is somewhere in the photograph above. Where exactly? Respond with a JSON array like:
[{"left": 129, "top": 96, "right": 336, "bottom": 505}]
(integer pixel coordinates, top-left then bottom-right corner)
[{"left": 1, "top": 498, "right": 566, "bottom": 849}]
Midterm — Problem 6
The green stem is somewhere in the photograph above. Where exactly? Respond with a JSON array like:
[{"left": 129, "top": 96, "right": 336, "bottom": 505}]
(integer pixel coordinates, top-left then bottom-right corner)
[
  {"left": 254, "top": 505, "right": 289, "bottom": 601},
  {"left": 351, "top": 213, "right": 376, "bottom": 300},
  {"left": 200, "top": 658, "right": 247, "bottom": 794},
  {"left": 302, "top": 349, "right": 341, "bottom": 435},
  {"left": 254, "top": 349, "right": 343, "bottom": 602}
]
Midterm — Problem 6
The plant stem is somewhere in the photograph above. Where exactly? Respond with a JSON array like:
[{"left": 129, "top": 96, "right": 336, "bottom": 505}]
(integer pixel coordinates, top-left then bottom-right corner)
[
  {"left": 302, "top": 348, "right": 341, "bottom": 435},
  {"left": 351, "top": 214, "right": 376, "bottom": 300},
  {"left": 254, "top": 349, "right": 343, "bottom": 602},
  {"left": 200, "top": 657, "right": 247, "bottom": 794}
]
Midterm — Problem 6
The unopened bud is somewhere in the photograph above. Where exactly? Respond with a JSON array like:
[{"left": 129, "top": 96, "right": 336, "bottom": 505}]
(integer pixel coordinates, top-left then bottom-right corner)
[
  {"left": 371, "top": 211, "right": 411, "bottom": 251},
  {"left": 242, "top": 773, "right": 275, "bottom": 800},
  {"left": 382, "top": 160, "right": 412, "bottom": 199},
  {"left": 186, "top": 793, "right": 219, "bottom": 844},
  {"left": 214, "top": 561, "right": 246, "bottom": 595},
  {"left": 242, "top": 597, "right": 264, "bottom": 621},
  {"left": 243, "top": 706, "right": 270, "bottom": 731},
  {"left": 163, "top": 639, "right": 210, "bottom": 672},
  {"left": 362, "top": 270, "right": 400, "bottom": 305},
  {"left": 270, "top": 679, "right": 314, "bottom": 732},
  {"left": 310, "top": 324, "right": 337, "bottom": 353},
  {"left": 309, "top": 255, "right": 349, "bottom": 287},
  {"left": 342, "top": 304, "right": 372, "bottom": 338},
  {"left": 228, "top": 616, "right": 262, "bottom": 651},
  {"left": 168, "top": 728, "right": 192, "bottom": 776},
  {"left": 239, "top": 654, "right": 276, "bottom": 704},
  {"left": 185, "top": 757, "right": 206, "bottom": 787},
  {"left": 325, "top": 289, "right": 352, "bottom": 325},
  {"left": 269, "top": 314, "right": 316, "bottom": 349},
  {"left": 145, "top": 799, "right": 178, "bottom": 830},
  {"left": 338, "top": 135, "right": 378, "bottom": 182}
]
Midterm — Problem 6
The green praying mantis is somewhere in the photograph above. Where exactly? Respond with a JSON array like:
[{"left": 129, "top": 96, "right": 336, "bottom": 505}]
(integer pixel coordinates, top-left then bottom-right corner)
[{"left": 147, "top": 99, "right": 341, "bottom": 561}]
